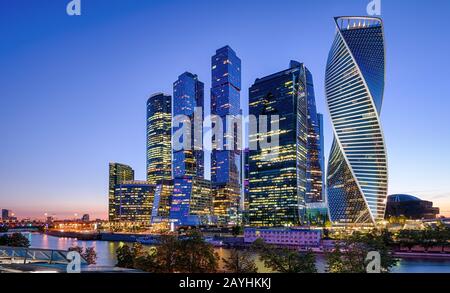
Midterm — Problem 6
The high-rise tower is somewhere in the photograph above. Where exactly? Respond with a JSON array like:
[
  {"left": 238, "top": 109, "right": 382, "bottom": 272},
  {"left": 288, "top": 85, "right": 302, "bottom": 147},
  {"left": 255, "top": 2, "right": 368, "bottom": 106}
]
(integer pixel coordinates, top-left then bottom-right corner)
[
  {"left": 172, "top": 72, "right": 204, "bottom": 179},
  {"left": 248, "top": 61, "right": 308, "bottom": 227},
  {"left": 325, "top": 17, "right": 388, "bottom": 225},
  {"left": 210, "top": 46, "right": 242, "bottom": 225},
  {"left": 305, "top": 67, "right": 324, "bottom": 204},
  {"left": 147, "top": 93, "right": 172, "bottom": 184}
]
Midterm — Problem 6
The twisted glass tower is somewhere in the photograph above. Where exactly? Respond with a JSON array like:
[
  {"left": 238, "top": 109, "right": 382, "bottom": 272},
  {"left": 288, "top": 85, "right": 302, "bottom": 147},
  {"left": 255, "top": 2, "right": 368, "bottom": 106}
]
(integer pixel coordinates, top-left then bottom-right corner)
[{"left": 325, "top": 17, "right": 388, "bottom": 225}]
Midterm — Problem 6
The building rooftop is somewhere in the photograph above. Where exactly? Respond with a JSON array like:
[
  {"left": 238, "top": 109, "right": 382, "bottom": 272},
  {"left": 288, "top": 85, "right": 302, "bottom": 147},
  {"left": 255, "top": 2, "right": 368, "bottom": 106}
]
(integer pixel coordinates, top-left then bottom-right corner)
[{"left": 388, "top": 194, "right": 422, "bottom": 203}]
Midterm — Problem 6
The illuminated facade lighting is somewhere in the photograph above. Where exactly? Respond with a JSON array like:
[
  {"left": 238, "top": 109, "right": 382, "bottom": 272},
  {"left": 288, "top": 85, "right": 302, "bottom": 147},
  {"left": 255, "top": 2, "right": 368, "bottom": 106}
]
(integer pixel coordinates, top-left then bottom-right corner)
[
  {"left": 108, "top": 163, "right": 134, "bottom": 221},
  {"left": 114, "top": 180, "right": 155, "bottom": 224},
  {"left": 173, "top": 72, "right": 204, "bottom": 178},
  {"left": 248, "top": 61, "right": 309, "bottom": 227},
  {"left": 325, "top": 17, "right": 388, "bottom": 225},
  {"left": 147, "top": 93, "right": 172, "bottom": 184},
  {"left": 211, "top": 46, "right": 242, "bottom": 225}
]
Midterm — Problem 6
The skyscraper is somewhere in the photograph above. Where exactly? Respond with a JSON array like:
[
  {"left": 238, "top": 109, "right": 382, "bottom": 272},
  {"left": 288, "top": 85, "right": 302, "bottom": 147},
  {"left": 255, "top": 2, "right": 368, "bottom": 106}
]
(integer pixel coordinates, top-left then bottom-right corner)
[
  {"left": 317, "top": 113, "right": 326, "bottom": 196},
  {"left": 248, "top": 61, "right": 308, "bottom": 227},
  {"left": 305, "top": 67, "right": 324, "bottom": 204},
  {"left": 114, "top": 180, "right": 155, "bottom": 224},
  {"left": 147, "top": 93, "right": 172, "bottom": 184},
  {"left": 325, "top": 17, "right": 388, "bottom": 225},
  {"left": 173, "top": 72, "right": 204, "bottom": 179},
  {"left": 211, "top": 46, "right": 242, "bottom": 225},
  {"left": 108, "top": 163, "right": 135, "bottom": 221}
]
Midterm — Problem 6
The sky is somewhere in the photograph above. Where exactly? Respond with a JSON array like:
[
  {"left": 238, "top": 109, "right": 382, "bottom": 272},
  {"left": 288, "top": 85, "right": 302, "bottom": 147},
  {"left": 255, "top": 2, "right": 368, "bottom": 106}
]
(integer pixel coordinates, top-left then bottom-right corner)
[{"left": 1, "top": 0, "right": 449, "bottom": 220}]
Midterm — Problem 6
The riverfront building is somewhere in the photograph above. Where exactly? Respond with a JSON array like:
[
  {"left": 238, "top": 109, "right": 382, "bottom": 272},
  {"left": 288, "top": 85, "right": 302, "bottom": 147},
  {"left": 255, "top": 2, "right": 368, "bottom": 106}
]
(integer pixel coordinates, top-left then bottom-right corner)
[
  {"left": 147, "top": 93, "right": 172, "bottom": 185},
  {"left": 210, "top": 46, "right": 242, "bottom": 225},
  {"left": 151, "top": 179, "right": 174, "bottom": 223},
  {"left": 244, "top": 228, "right": 322, "bottom": 247},
  {"left": 113, "top": 181, "right": 155, "bottom": 224},
  {"left": 325, "top": 17, "right": 388, "bottom": 225},
  {"left": 386, "top": 194, "right": 440, "bottom": 220},
  {"left": 248, "top": 61, "right": 309, "bottom": 227},
  {"left": 169, "top": 177, "right": 213, "bottom": 226},
  {"left": 108, "top": 163, "right": 135, "bottom": 221}
]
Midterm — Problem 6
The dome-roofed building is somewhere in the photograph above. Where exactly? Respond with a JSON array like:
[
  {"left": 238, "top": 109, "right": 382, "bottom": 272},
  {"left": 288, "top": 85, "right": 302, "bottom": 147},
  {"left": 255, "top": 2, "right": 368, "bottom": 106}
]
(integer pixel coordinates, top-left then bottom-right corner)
[{"left": 385, "top": 194, "right": 440, "bottom": 220}]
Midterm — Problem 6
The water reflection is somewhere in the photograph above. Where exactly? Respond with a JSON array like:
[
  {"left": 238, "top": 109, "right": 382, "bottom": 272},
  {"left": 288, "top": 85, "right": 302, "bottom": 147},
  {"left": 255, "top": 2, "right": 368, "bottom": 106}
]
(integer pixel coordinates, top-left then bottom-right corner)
[{"left": 28, "top": 233, "right": 450, "bottom": 273}]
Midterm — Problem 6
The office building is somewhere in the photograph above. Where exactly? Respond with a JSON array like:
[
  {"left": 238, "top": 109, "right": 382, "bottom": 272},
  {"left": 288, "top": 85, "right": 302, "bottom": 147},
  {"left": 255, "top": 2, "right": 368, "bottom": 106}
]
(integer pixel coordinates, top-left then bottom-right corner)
[
  {"left": 248, "top": 61, "right": 308, "bottom": 227},
  {"left": 113, "top": 181, "right": 155, "bottom": 224},
  {"left": 325, "top": 17, "right": 388, "bottom": 225},
  {"left": 211, "top": 46, "right": 242, "bottom": 225},
  {"left": 169, "top": 177, "right": 213, "bottom": 226},
  {"left": 151, "top": 179, "right": 174, "bottom": 223},
  {"left": 147, "top": 93, "right": 172, "bottom": 184},
  {"left": 173, "top": 72, "right": 205, "bottom": 179},
  {"left": 305, "top": 67, "right": 324, "bottom": 204},
  {"left": 109, "top": 163, "right": 135, "bottom": 221}
]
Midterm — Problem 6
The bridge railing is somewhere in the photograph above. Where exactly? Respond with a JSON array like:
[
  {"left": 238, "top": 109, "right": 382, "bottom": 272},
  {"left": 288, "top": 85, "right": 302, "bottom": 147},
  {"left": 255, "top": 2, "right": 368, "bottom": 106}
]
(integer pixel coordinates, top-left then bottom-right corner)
[{"left": 0, "top": 246, "right": 88, "bottom": 265}]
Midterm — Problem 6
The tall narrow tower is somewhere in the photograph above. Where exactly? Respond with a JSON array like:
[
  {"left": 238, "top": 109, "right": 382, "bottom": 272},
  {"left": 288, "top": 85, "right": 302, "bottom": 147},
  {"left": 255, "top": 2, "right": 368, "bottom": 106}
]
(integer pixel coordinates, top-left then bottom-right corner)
[
  {"left": 172, "top": 72, "right": 204, "bottom": 179},
  {"left": 211, "top": 46, "right": 242, "bottom": 225},
  {"left": 325, "top": 17, "right": 388, "bottom": 225},
  {"left": 147, "top": 93, "right": 172, "bottom": 184}
]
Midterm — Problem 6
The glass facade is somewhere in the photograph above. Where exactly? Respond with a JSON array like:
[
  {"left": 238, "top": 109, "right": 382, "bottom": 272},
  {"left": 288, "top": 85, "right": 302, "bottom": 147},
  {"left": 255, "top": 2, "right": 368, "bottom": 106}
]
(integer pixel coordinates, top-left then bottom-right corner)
[
  {"left": 108, "top": 163, "right": 134, "bottom": 221},
  {"left": 211, "top": 46, "right": 242, "bottom": 225},
  {"left": 151, "top": 179, "right": 174, "bottom": 223},
  {"left": 317, "top": 113, "right": 325, "bottom": 197},
  {"left": 147, "top": 93, "right": 172, "bottom": 184},
  {"left": 173, "top": 72, "right": 204, "bottom": 179},
  {"left": 114, "top": 181, "right": 155, "bottom": 224},
  {"left": 169, "top": 177, "right": 213, "bottom": 226},
  {"left": 248, "top": 61, "right": 308, "bottom": 227},
  {"left": 305, "top": 68, "right": 324, "bottom": 204},
  {"left": 325, "top": 17, "right": 388, "bottom": 225}
]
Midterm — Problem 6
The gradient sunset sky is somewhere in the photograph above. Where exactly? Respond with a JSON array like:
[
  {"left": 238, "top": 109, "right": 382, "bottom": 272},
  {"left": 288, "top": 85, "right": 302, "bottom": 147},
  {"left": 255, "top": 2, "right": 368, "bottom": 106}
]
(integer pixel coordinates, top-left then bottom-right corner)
[{"left": 1, "top": 0, "right": 449, "bottom": 219}]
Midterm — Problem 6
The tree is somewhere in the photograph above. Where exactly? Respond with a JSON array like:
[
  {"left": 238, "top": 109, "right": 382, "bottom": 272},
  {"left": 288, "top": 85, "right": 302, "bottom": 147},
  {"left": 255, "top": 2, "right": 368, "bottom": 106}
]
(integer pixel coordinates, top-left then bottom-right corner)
[
  {"left": 116, "top": 230, "right": 220, "bottom": 273},
  {"left": 154, "top": 235, "right": 180, "bottom": 273},
  {"left": 222, "top": 249, "right": 257, "bottom": 273},
  {"left": 176, "top": 230, "right": 219, "bottom": 273},
  {"left": 326, "top": 229, "right": 397, "bottom": 273},
  {"left": 0, "top": 226, "right": 8, "bottom": 233},
  {"left": 134, "top": 248, "right": 161, "bottom": 273},
  {"left": 83, "top": 247, "right": 97, "bottom": 265},
  {"left": 0, "top": 233, "right": 30, "bottom": 247},
  {"left": 252, "top": 238, "right": 317, "bottom": 273},
  {"left": 231, "top": 225, "right": 244, "bottom": 236},
  {"left": 116, "top": 244, "right": 134, "bottom": 268},
  {"left": 68, "top": 246, "right": 97, "bottom": 265}
]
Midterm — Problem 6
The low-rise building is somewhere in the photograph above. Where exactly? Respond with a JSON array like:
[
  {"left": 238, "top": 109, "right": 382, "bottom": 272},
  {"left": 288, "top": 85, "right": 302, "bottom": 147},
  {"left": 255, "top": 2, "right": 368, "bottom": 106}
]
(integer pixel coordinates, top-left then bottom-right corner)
[{"left": 244, "top": 228, "right": 322, "bottom": 247}]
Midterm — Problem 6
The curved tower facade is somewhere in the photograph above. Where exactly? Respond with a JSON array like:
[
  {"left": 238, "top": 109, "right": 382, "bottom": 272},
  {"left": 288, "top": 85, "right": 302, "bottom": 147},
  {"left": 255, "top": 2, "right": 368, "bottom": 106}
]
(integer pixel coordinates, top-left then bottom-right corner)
[{"left": 325, "top": 17, "right": 388, "bottom": 225}]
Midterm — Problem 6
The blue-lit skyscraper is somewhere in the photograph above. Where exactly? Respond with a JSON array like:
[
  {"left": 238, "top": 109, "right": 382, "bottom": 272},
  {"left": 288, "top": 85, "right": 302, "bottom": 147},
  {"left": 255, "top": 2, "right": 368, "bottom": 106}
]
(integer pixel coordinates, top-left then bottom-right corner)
[
  {"left": 211, "top": 46, "right": 242, "bottom": 225},
  {"left": 325, "top": 17, "right": 388, "bottom": 225},
  {"left": 248, "top": 61, "right": 308, "bottom": 227},
  {"left": 170, "top": 72, "right": 211, "bottom": 226},
  {"left": 173, "top": 72, "right": 204, "bottom": 179}
]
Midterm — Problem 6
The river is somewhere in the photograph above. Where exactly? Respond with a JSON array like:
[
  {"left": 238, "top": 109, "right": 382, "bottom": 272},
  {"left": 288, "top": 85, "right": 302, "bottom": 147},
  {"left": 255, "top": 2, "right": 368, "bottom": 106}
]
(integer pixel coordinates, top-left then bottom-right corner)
[{"left": 27, "top": 233, "right": 450, "bottom": 273}]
